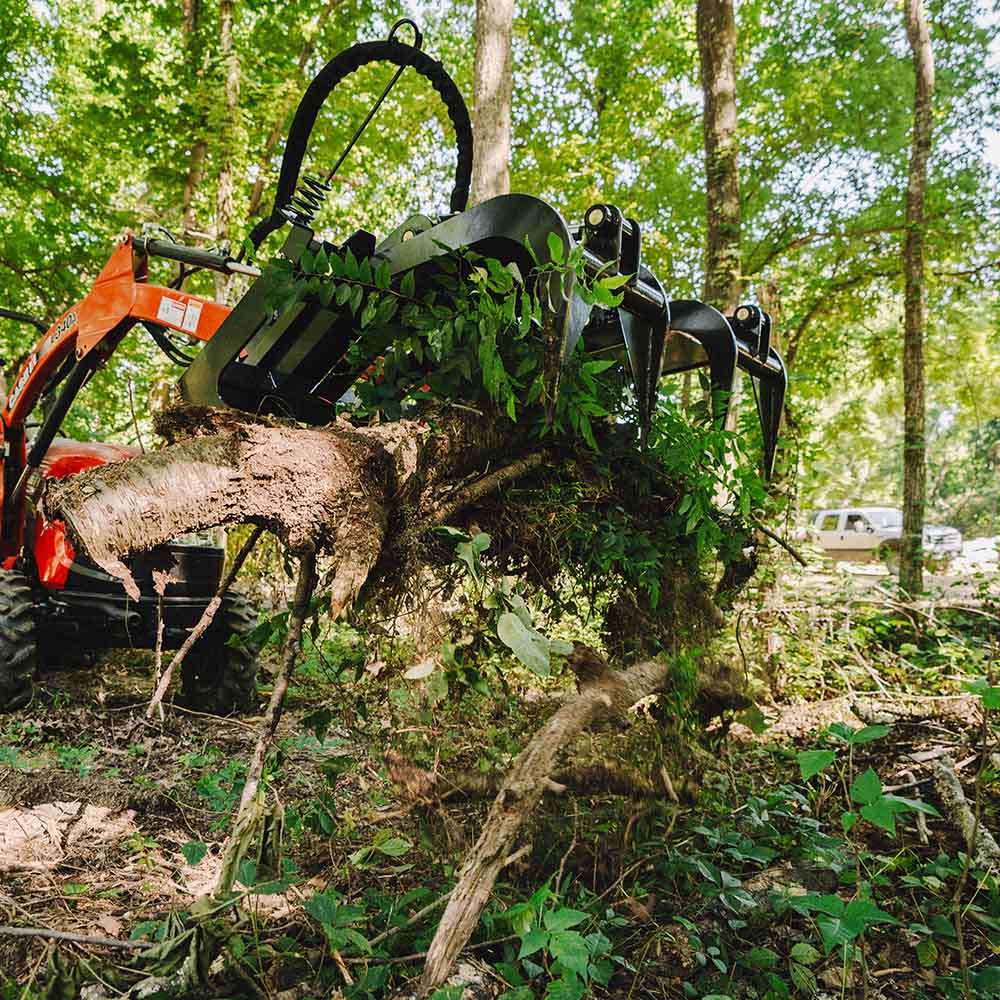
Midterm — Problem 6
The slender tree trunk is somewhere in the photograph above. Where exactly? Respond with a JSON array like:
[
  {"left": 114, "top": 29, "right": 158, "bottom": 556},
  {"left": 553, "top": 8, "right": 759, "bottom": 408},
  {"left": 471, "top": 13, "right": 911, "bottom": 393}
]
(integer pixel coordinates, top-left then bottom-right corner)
[
  {"left": 180, "top": 0, "right": 206, "bottom": 236},
  {"left": 214, "top": 0, "right": 242, "bottom": 302},
  {"left": 696, "top": 0, "right": 741, "bottom": 314},
  {"left": 696, "top": 0, "right": 742, "bottom": 429},
  {"left": 470, "top": 0, "right": 514, "bottom": 205},
  {"left": 900, "top": 0, "right": 934, "bottom": 594}
]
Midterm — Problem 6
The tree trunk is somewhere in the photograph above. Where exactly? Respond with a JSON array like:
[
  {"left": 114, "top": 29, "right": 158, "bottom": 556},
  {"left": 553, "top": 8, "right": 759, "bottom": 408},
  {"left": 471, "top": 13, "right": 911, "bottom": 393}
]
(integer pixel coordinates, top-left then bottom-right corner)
[
  {"left": 696, "top": 0, "right": 741, "bottom": 315},
  {"left": 470, "top": 0, "right": 514, "bottom": 205},
  {"left": 180, "top": 0, "right": 206, "bottom": 236},
  {"left": 214, "top": 0, "right": 242, "bottom": 303},
  {"left": 899, "top": 0, "right": 934, "bottom": 595},
  {"left": 696, "top": 0, "right": 742, "bottom": 430}
]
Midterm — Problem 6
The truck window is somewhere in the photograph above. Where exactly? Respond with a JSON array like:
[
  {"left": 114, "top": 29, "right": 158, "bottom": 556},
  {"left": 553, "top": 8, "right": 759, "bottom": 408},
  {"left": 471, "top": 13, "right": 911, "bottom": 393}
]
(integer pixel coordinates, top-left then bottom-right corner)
[
  {"left": 845, "top": 513, "right": 869, "bottom": 532},
  {"left": 819, "top": 514, "right": 840, "bottom": 531}
]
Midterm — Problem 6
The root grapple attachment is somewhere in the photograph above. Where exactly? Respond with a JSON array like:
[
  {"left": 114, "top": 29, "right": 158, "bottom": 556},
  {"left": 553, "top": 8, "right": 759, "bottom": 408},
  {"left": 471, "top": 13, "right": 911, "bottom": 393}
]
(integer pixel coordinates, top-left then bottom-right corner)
[{"left": 178, "top": 21, "right": 787, "bottom": 476}]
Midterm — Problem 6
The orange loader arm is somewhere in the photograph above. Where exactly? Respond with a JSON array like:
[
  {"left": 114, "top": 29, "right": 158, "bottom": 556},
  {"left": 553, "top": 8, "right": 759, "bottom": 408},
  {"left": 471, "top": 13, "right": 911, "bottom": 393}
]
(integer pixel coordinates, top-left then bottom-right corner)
[{"left": 0, "top": 232, "right": 248, "bottom": 558}]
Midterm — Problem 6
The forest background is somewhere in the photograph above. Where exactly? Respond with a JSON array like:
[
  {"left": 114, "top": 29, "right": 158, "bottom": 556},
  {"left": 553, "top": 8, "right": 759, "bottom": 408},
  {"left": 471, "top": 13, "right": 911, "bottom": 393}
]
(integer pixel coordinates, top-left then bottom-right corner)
[{"left": 1, "top": 2, "right": 1000, "bottom": 999}]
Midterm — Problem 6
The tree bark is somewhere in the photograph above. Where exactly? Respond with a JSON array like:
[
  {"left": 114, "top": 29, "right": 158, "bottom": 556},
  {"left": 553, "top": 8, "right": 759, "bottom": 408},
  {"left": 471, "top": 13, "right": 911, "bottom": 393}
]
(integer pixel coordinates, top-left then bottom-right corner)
[
  {"left": 900, "top": 0, "right": 934, "bottom": 595},
  {"left": 696, "top": 0, "right": 741, "bottom": 315},
  {"left": 471, "top": 0, "right": 515, "bottom": 205},
  {"left": 180, "top": 1, "right": 206, "bottom": 236},
  {"left": 214, "top": 0, "right": 242, "bottom": 303}
]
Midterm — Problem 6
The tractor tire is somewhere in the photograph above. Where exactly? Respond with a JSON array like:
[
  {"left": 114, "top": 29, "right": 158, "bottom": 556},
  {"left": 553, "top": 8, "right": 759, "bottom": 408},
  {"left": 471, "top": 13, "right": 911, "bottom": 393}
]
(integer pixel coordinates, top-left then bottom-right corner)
[
  {"left": 180, "top": 593, "right": 260, "bottom": 715},
  {"left": 0, "top": 569, "right": 37, "bottom": 711}
]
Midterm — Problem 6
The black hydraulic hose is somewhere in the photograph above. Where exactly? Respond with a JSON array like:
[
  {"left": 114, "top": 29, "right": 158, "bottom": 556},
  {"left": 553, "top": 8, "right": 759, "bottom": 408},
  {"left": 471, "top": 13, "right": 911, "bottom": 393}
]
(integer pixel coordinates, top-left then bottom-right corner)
[{"left": 248, "top": 37, "right": 473, "bottom": 251}]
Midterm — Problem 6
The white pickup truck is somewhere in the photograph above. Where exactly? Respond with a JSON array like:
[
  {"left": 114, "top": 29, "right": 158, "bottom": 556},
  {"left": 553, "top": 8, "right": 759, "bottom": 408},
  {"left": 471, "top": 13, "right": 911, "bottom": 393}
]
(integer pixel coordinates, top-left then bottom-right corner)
[{"left": 810, "top": 507, "right": 963, "bottom": 568}]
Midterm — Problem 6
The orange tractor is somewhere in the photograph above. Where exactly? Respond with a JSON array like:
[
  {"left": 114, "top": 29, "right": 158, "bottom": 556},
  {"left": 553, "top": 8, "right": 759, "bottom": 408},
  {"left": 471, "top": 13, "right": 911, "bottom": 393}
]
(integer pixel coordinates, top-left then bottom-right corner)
[{"left": 0, "top": 22, "right": 786, "bottom": 711}]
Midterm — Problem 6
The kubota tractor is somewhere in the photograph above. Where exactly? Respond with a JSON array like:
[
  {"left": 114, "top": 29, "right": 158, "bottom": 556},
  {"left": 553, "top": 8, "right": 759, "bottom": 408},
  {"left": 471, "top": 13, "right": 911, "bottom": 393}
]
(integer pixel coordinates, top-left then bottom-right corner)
[{"left": 0, "top": 20, "right": 787, "bottom": 712}]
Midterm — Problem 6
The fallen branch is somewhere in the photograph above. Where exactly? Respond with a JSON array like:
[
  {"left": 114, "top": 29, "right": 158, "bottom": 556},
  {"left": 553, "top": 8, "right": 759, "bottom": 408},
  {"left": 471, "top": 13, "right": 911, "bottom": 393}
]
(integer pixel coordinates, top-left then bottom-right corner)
[
  {"left": 214, "top": 545, "right": 318, "bottom": 897},
  {"left": 419, "top": 646, "right": 672, "bottom": 993},
  {"left": 0, "top": 925, "right": 144, "bottom": 951},
  {"left": 932, "top": 755, "right": 1000, "bottom": 867},
  {"left": 147, "top": 525, "right": 265, "bottom": 719}
]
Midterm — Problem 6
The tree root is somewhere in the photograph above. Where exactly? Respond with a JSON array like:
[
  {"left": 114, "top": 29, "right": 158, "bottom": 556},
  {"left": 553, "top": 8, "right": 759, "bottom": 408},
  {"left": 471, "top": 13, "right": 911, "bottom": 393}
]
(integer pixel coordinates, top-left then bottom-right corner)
[
  {"left": 385, "top": 751, "right": 681, "bottom": 802},
  {"left": 419, "top": 645, "right": 673, "bottom": 994},
  {"left": 214, "top": 546, "right": 318, "bottom": 898}
]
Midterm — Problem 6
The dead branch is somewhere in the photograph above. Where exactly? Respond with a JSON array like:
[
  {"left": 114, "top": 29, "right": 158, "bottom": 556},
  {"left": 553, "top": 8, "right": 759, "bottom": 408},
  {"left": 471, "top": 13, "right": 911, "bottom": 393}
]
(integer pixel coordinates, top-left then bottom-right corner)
[
  {"left": 146, "top": 525, "right": 265, "bottom": 718},
  {"left": 0, "top": 925, "right": 144, "bottom": 950},
  {"left": 932, "top": 756, "right": 1000, "bottom": 868},
  {"left": 419, "top": 646, "right": 673, "bottom": 993},
  {"left": 214, "top": 546, "right": 318, "bottom": 897}
]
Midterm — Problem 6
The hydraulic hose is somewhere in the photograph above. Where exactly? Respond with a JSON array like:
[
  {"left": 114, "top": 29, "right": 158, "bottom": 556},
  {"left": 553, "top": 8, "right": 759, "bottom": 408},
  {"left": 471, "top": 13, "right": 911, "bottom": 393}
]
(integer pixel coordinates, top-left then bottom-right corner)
[{"left": 249, "top": 35, "right": 473, "bottom": 251}]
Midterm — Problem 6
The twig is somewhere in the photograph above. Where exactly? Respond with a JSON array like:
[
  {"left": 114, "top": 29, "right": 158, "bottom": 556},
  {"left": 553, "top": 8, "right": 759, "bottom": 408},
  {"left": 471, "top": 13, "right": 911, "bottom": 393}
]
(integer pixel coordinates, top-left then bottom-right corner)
[
  {"left": 429, "top": 453, "right": 545, "bottom": 526},
  {"left": 214, "top": 545, "right": 318, "bottom": 897},
  {"left": 750, "top": 515, "right": 807, "bottom": 566},
  {"left": 900, "top": 771, "right": 929, "bottom": 844},
  {"left": 0, "top": 925, "right": 144, "bottom": 951},
  {"left": 146, "top": 525, "right": 265, "bottom": 718},
  {"left": 127, "top": 378, "right": 145, "bottom": 454}
]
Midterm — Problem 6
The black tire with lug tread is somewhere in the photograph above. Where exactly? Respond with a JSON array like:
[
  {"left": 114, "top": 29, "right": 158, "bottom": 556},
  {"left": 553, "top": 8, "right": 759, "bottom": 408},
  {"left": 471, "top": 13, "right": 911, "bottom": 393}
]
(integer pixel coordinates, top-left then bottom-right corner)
[
  {"left": 0, "top": 569, "right": 38, "bottom": 711},
  {"left": 180, "top": 592, "right": 260, "bottom": 715}
]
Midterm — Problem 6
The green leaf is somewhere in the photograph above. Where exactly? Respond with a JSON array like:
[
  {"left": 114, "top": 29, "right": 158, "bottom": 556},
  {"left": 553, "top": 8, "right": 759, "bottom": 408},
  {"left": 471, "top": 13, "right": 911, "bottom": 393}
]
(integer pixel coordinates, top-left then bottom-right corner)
[
  {"left": 544, "top": 908, "right": 589, "bottom": 932},
  {"left": 372, "top": 833, "right": 411, "bottom": 858},
  {"left": 860, "top": 798, "right": 899, "bottom": 834},
  {"left": 744, "top": 946, "right": 780, "bottom": 969},
  {"left": 841, "top": 810, "right": 859, "bottom": 833},
  {"left": 181, "top": 841, "right": 207, "bottom": 865},
  {"left": 851, "top": 724, "right": 891, "bottom": 743},
  {"left": 497, "top": 612, "right": 550, "bottom": 676},
  {"left": 797, "top": 749, "right": 836, "bottom": 781},
  {"left": 740, "top": 704, "right": 768, "bottom": 735},
  {"left": 790, "top": 942, "right": 821, "bottom": 965},
  {"left": 313, "top": 246, "right": 329, "bottom": 274},
  {"left": 374, "top": 259, "right": 391, "bottom": 290},
  {"left": 850, "top": 767, "right": 882, "bottom": 805},
  {"left": 400, "top": 269, "right": 416, "bottom": 298},
  {"left": 844, "top": 899, "right": 897, "bottom": 928},
  {"left": 304, "top": 892, "right": 342, "bottom": 926},
  {"left": 789, "top": 961, "right": 817, "bottom": 995},
  {"left": 915, "top": 938, "right": 938, "bottom": 968},
  {"left": 817, "top": 916, "right": 857, "bottom": 954},
  {"left": 546, "top": 231, "right": 564, "bottom": 264},
  {"left": 549, "top": 930, "right": 590, "bottom": 977},
  {"left": 518, "top": 927, "right": 548, "bottom": 959},
  {"left": 981, "top": 687, "right": 1000, "bottom": 709}
]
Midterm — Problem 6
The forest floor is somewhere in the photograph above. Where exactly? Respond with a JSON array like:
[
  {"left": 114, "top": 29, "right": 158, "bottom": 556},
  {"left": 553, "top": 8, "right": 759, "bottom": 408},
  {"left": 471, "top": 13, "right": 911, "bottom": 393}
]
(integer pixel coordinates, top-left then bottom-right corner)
[{"left": 0, "top": 562, "right": 997, "bottom": 1000}]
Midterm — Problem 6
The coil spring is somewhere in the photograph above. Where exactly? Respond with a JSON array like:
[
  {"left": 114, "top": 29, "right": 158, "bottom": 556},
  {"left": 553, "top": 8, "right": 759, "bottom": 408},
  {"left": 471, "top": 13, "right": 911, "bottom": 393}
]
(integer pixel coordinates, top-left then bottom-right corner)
[{"left": 281, "top": 174, "right": 331, "bottom": 227}]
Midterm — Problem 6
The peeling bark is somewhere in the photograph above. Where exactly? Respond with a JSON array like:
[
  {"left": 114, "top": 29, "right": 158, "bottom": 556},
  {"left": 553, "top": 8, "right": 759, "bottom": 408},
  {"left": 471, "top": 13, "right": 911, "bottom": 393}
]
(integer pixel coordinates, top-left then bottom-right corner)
[{"left": 44, "top": 413, "right": 390, "bottom": 602}]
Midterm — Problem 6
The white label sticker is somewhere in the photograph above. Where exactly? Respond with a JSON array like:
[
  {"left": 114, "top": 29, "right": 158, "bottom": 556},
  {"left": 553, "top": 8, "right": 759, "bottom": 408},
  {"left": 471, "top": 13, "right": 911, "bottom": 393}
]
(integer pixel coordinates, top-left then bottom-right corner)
[
  {"left": 181, "top": 300, "right": 202, "bottom": 334},
  {"left": 157, "top": 295, "right": 187, "bottom": 327}
]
